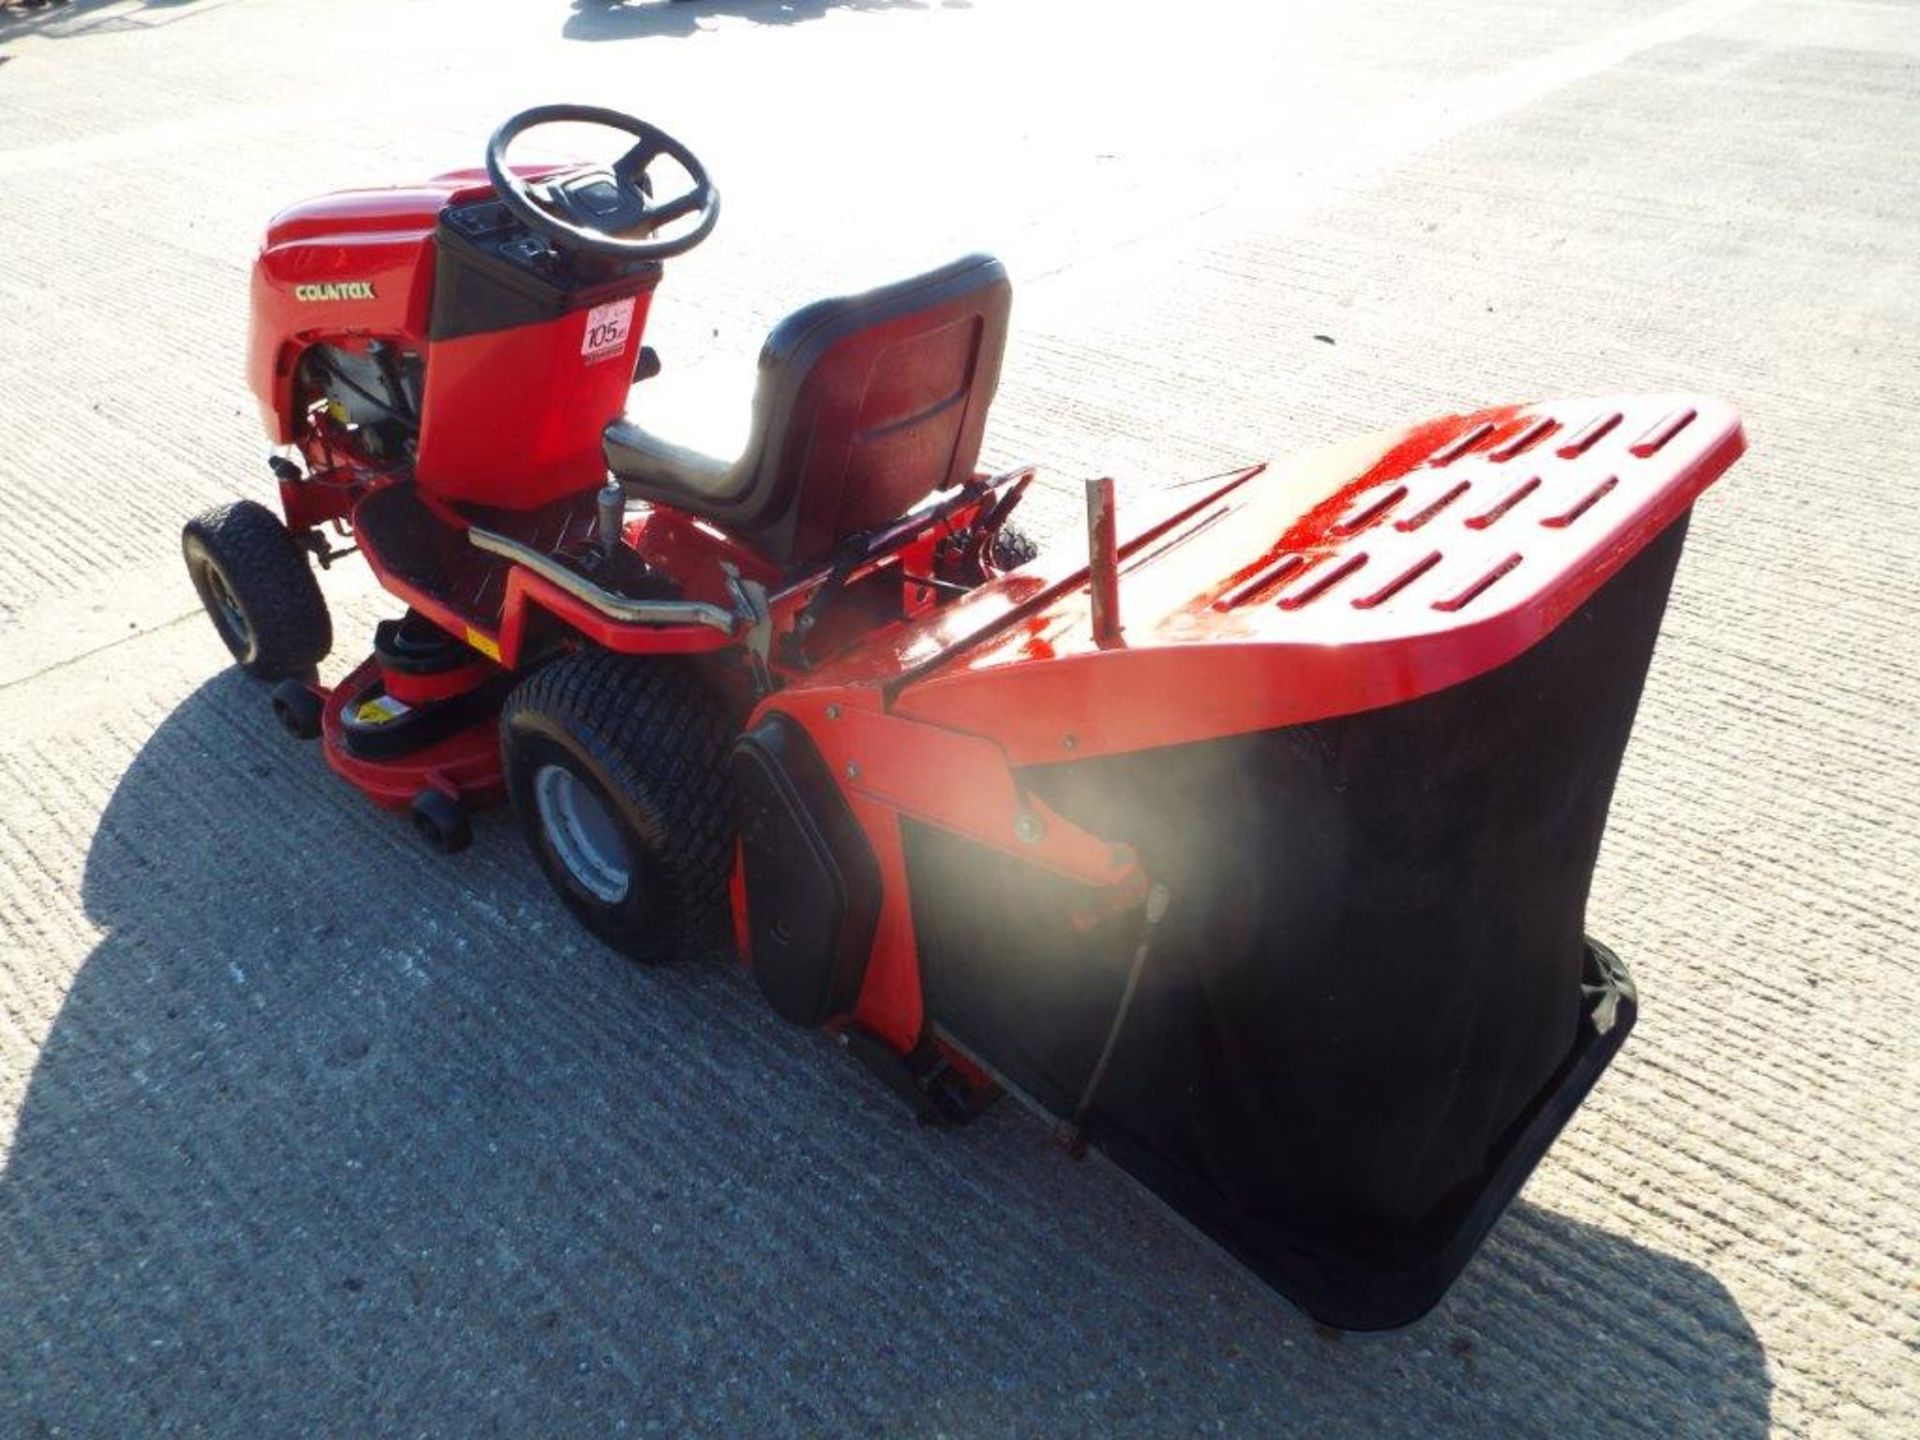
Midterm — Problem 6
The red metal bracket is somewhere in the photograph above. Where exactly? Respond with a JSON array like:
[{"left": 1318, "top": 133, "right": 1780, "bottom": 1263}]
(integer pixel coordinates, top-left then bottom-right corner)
[
  {"left": 773, "top": 691, "right": 1143, "bottom": 891},
  {"left": 753, "top": 689, "right": 1148, "bottom": 1050}
]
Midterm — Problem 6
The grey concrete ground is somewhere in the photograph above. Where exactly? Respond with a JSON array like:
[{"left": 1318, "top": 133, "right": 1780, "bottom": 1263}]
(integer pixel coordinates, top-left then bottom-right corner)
[{"left": 0, "top": 0, "right": 1914, "bottom": 1434}]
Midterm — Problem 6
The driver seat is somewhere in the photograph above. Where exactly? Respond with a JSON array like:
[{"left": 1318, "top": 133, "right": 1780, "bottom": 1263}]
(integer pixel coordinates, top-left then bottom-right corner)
[{"left": 602, "top": 254, "right": 1011, "bottom": 568}]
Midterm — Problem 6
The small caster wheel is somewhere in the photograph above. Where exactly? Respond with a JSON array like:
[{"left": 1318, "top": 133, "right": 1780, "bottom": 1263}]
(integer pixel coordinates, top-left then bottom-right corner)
[
  {"left": 270, "top": 679, "right": 323, "bottom": 740},
  {"left": 410, "top": 789, "right": 471, "bottom": 854}
]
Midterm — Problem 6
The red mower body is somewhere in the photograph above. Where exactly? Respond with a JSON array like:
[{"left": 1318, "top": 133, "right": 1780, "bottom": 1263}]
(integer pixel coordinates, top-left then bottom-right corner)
[
  {"left": 249, "top": 180, "right": 450, "bottom": 444},
  {"left": 250, "top": 165, "right": 656, "bottom": 511},
  {"left": 197, "top": 125, "right": 1746, "bottom": 1333}
]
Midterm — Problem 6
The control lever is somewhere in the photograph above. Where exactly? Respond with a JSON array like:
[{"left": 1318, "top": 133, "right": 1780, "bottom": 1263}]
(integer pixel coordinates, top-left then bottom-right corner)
[{"left": 597, "top": 477, "right": 625, "bottom": 558}]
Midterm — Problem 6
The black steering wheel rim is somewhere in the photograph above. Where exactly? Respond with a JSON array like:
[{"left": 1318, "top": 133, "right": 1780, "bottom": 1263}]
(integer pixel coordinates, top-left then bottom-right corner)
[{"left": 485, "top": 103, "right": 720, "bottom": 260}]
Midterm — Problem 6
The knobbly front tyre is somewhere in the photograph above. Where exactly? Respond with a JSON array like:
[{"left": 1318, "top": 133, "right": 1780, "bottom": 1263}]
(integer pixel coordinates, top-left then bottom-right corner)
[
  {"left": 990, "top": 522, "right": 1041, "bottom": 572},
  {"left": 182, "top": 499, "right": 332, "bottom": 679}
]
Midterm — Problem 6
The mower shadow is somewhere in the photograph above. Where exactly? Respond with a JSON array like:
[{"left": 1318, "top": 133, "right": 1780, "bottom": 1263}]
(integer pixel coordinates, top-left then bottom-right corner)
[
  {"left": 563, "top": 0, "right": 941, "bottom": 43},
  {"left": 0, "top": 671, "right": 1771, "bottom": 1436}
]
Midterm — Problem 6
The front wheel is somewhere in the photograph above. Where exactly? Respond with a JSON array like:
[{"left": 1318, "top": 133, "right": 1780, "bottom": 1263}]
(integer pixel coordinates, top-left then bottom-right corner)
[
  {"left": 990, "top": 522, "right": 1041, "bottom": 573},
  {"left": 182, "top": 499, "right": 332, "bottom": 679},
  {"left": 501, "top": 652, "right": 735, "bottom": 965}
]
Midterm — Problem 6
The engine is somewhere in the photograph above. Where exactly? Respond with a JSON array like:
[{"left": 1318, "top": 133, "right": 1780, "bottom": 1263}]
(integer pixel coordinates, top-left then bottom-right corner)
[{"left": 296, "top": 343, "right": 424, "bottom": 465}]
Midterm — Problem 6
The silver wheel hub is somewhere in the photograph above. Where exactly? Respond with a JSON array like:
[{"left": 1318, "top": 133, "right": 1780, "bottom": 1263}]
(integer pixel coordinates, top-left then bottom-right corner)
[{"left": 532, "top": 763, "right": 631, "bottom": 904}]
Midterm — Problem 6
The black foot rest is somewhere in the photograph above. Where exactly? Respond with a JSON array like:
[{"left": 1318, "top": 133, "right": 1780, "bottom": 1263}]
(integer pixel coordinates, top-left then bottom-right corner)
[
  {"left": 357, "top": 484, "right": 660, "bottom": 627},
  {"left": 353, "top": 484, "right": 512, "bottom": 627}
]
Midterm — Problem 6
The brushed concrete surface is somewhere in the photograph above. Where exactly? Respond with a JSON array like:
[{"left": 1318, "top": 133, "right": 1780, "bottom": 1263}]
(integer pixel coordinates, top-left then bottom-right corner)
[{"left": 0, "top": 0, "right": 1914, "bottom": 1435}]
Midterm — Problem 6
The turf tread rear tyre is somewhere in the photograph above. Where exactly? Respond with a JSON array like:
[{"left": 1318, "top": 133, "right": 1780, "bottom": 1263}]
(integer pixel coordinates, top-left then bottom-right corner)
[
  {"left": 182, "top": 499, "right": 332, "bottom": 679},
  {"left": 502, "top": 653, "right": 734, "bottom": 965}
]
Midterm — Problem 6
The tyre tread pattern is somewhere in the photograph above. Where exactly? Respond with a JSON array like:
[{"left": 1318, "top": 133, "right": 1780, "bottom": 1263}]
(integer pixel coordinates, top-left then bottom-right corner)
[
  {"left": 182, "top": 499, "right": 332, "bottom": 678},
  {"left": 502, "top": 653, "right": 736, "bottom": 964},
  {"left": 991, "top": 522, "right": 1041, "bottom": 572}
]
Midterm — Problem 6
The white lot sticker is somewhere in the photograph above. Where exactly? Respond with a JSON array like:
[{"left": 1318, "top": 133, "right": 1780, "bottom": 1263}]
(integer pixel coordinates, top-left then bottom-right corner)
[{"left": 581, "top": 296, "right": 637, "bottom": 362}]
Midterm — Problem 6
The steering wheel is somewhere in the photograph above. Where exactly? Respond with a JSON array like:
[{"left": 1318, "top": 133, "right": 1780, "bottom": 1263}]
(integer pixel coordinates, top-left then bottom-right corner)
[{"left": 485, "top": 104, "right": 720, "bottom": 261}]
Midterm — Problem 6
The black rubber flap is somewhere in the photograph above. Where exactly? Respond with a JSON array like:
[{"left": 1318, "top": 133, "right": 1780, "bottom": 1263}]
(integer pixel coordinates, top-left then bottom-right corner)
[
  {"left": 732, "top": 714, "right": 879, "bottom": 1027},
  {"left": 905, "top": 514, "right": 1689, "bottom": 1329}
]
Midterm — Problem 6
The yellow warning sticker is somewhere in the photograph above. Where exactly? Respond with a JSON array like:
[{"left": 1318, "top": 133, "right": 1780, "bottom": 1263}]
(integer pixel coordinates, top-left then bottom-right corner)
[
  {"left": 465, "top": 627, "right": 502, "bottom": 661},
  {"left": 354, "top": 694, "right": 410, "bottom": 726}
]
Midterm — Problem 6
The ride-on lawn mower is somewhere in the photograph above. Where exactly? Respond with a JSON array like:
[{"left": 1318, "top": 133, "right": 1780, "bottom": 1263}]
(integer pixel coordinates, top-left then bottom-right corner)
[{"left": 182, "top": 105, "right": 1744, "bottom": 1329}]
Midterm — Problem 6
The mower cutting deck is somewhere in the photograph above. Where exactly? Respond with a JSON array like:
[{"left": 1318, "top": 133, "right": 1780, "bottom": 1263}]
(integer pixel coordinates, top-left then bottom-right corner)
[{"left": 182, "top": 104, "right": 1745, "bottom": 1329}]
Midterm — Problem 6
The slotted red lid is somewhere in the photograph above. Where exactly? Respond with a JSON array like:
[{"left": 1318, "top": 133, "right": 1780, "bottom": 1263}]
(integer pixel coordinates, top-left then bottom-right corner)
[{"left": 887, "top": 394, "right": 1744, "bottom": 762}]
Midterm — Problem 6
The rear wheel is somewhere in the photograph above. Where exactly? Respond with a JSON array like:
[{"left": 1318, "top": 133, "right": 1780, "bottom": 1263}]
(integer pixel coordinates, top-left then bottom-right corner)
[
  {"left": 182, "top": 499, "right": 332, "bottom": 679},
  {"left": 501, "top": 652, "right": 734, "bottom": 964}
]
